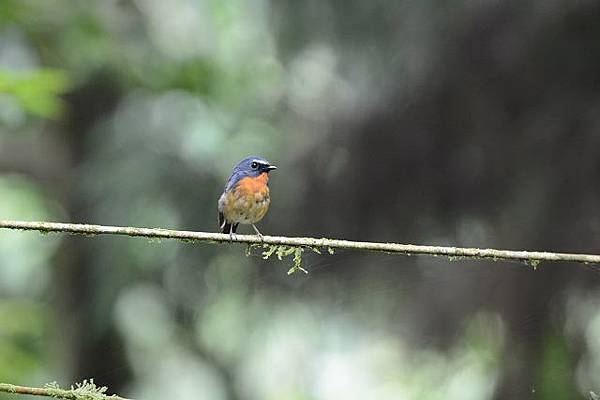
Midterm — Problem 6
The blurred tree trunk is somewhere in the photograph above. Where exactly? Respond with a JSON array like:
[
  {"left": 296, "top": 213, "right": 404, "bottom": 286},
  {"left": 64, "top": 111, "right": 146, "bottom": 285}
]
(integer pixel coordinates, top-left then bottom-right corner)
[{"left": 53, "top": 72, "right": 129, "bottom": 389}]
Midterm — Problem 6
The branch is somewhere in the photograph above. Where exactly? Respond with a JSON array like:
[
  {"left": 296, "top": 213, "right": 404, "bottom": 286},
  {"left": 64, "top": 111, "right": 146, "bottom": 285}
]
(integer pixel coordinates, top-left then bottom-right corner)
[
  {"left": 0, "top": 380, "right": 131, "bottom": 400},
  {"left": 1, "top": 219, "right": 599, "bottom": 270}
]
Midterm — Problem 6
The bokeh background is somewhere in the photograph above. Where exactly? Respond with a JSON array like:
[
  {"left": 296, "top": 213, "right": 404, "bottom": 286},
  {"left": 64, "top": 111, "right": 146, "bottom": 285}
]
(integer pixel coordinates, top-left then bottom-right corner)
[{"left": 1, "top": 1, "right": 600, "bottom": 399}]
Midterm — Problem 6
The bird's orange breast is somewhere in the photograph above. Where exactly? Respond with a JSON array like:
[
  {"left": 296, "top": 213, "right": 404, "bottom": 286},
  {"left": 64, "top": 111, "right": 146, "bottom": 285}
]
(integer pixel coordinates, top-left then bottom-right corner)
[
  {"left": 221, "top": 173, "right": 271, "bottom": 224},
  {"left": 235, "top": 173, "right": 269, "bottom": 195}
]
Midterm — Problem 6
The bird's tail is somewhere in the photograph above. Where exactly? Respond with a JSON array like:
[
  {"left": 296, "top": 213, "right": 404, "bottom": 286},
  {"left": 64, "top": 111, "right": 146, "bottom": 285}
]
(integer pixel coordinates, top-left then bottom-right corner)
[
  {"left": 221, "top": 222, "right": 239, "bottom": 234},
  {"left": 219, "top": 211, "right": 239, "bottom": 234}
]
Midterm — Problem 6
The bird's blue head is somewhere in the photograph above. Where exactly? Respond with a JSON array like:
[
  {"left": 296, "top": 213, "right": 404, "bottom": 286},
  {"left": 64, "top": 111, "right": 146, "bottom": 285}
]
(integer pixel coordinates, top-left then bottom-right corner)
[{"left": 225, "top": 156, "right": 277, "bottom": 191}]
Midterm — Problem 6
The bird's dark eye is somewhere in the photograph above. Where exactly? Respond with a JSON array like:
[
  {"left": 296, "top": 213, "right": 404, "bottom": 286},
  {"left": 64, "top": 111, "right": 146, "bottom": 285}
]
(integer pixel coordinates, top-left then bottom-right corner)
[{"left": 251, "top": 161, "right": 258, "bottom": 169}]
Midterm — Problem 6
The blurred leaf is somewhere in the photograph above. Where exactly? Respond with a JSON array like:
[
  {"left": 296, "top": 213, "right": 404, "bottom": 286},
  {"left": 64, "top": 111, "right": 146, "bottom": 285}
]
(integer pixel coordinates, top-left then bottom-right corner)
[
  {"left": 0, "top": 0, "right": 28, "bottom": 24},
  {"left": 166, "top": 59, "right": 218, "bottom": 95},
  {"left": 0, "top": 300, "right": 51, "bottom": 383},
  {"left": 0, "top": 68, "right": 71, "bottom": 119},
  {"left": 0, "top": 174, "right": 61, "bottom": 296},
  {"left": 536, "top": 334, "right": 575, "bottom": 400}
]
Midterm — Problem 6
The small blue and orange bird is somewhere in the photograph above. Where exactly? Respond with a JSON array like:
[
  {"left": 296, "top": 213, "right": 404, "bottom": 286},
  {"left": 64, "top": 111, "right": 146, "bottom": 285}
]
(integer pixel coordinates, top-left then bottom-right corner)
[{"left": 218, "top": 156, "right": 277, "bottom": 238}]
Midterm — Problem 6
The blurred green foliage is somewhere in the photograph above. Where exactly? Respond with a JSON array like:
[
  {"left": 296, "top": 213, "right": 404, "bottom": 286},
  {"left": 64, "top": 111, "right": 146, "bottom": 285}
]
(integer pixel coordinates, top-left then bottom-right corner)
[
  {"left": 0, "top": 69, "right": 70, "bottom": 119},
  {"left": 0, "top": 175, "right": 60, "bottom": 296},
  {"left": 0, "top": 300, "right": 51, "bottom": 384},
  {"left": 537, "top": 334, "right": 575, "bottom": 400},
  {"left": 0, "top": 176, "right": 58, "bottom": 395}
]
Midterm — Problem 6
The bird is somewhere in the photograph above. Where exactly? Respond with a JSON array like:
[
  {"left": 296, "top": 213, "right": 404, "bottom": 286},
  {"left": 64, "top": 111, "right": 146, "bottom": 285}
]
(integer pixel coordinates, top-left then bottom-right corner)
[{"left": 218, "top": 156, "right": 277, "bottom": 239}]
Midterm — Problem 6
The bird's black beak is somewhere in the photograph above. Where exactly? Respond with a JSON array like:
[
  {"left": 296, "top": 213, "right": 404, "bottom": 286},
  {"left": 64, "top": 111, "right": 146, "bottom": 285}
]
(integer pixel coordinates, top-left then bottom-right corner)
[{"left": 265, "top": 165, "right": 277, "bottom": 172}]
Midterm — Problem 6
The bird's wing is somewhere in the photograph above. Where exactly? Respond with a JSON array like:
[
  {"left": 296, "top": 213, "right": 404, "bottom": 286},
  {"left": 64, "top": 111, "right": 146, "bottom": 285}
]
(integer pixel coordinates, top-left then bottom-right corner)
[
  {"left": 218, "top": 211, "right": 226, "bottom": 230},
  {"left": 224, "top": 170, "right": 248, "bottom": 192},
  {"left": 218, "top": 192, "right": 227, "bottom": 230}
]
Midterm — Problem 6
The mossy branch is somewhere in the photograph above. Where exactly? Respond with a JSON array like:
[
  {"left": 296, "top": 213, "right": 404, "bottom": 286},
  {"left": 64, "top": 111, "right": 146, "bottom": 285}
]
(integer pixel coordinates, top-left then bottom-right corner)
[
  {"left": 0, "top": 380, "right": 131, "bottom": 400},
  {"left": 1, "top": 219, "right": 600, "bottom": 273}
]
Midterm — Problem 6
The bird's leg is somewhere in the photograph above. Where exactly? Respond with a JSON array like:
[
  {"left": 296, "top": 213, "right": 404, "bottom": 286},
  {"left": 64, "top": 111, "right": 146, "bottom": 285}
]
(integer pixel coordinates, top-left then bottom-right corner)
[
  {"left": 229, "top": 223, "right": 235, "bottom": 242},
  {"left": 251, "top": 224, "right": 264, "bottom": 240}
]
